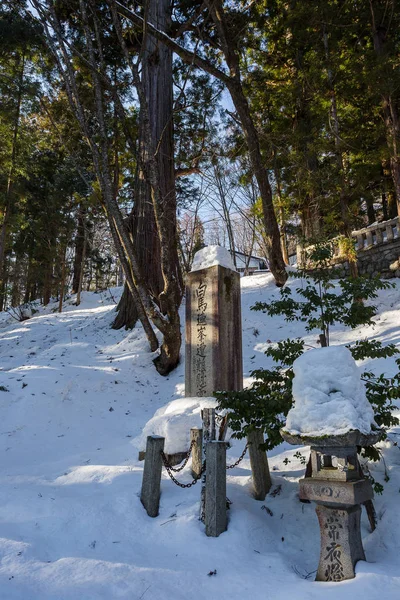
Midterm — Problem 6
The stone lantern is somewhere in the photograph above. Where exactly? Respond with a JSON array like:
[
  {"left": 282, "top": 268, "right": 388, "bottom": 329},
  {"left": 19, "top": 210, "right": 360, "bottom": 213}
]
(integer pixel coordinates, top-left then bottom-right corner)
[
  {"left": 282, "top": 429, "right": 380, "bottom": 581},
  {"left": 281, "top": 346, "right": 381, "bottom": 582}
]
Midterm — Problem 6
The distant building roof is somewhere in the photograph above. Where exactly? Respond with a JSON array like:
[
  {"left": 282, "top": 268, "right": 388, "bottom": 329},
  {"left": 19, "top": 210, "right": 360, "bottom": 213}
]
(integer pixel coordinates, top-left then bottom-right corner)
[{"left": 230, "top": 250, "right": 266, "bottom": 261}]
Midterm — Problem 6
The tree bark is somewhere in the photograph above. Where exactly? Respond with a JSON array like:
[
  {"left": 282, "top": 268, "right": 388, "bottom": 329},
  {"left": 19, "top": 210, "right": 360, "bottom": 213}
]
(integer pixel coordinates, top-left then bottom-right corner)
[
  {"left": 227, "top": 81, "right": 287, "bottom": 284},
  {"left": 75, "top": 224, "right": 87, "bottom": 306},
  {"left": 213, "top": 162, "right": 237, "bottom": 267},
  {"left": 113, "top": 0, "right": 182, "bottom": 330},
  {"left": 58, "top": 245, "right": 67, "bottom": 313},
  {"left": 273, "top": 155, "right": 289, "bottom": 264},
  {"left": 112, "top": 283, "right": 138, "bottom": 329},
  {"left": 323, "top": 28, "right": 358, "bottom": 277},
  {"left": 370, "top": 1, "right": 400, "bottom": 219},
  {"left": 115, "top": 0, "right": 288, "bottom": 286},
  {"left": 72, "top": 205, "right": 86, "bottom": 294},
  {"left": 0, "top": 53, "right": 25, "bottom": 310},
  {"left": 366, "top": 196, "right": 376, "bottom": 225}
]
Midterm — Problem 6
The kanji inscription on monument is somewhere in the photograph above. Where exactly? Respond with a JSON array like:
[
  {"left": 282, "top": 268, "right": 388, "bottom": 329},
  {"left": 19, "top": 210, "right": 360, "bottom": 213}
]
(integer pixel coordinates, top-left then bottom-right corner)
[
  {"left": 185, "top": 261, "right": 242, "bottom": 397},
  {"left": 194, "top": 278, "right": 211, "bottom": 396}
]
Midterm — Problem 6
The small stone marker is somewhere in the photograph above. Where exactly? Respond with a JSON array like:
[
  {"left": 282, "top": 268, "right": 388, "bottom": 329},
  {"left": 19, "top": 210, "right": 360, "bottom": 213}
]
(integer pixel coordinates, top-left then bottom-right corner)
[
  {"left": 205, "top": 441, "right": 227, "bottom": 537},
  {"left": 247, "top": 429, "right": 271, "bottom": 500},
  {"left": 190, "top": 427, "right": 203, "bottom": 479},
  {"left": 140, "top": 435, "right": 165, "bottom": 518},
  {"left": 185, "top": 248, "right": 243, "bottom": 397}
]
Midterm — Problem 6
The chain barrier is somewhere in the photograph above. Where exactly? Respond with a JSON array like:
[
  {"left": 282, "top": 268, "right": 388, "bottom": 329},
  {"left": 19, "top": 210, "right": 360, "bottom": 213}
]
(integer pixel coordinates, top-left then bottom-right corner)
[
  {"left": 161, "top": 440, "right": 195, "bottom": 473},
  {"left": 160, "top": 439, "right": 248, "bottom": 487},
  {"left": 161, "top": 450, "right": 206, "bottom": 488},
  {"left": 226, "top": 443, "right": 248, "bottom": 470}
]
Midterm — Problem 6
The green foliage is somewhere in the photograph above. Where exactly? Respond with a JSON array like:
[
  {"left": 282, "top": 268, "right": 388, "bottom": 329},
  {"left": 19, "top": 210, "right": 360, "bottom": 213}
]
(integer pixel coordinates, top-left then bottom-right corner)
[
  {"left": 361, "top": 359, "right": 400, "bottom": 430},
  {"left": 216, "top": 245, "right": 399, "bottom": 459},
  {"left": 253, "top": 245, "right": 393, "bottom": 345},
  {"left": 216, "top": 338, "right": 304, "bottom": 451},
  {"left": 349, "top": 340, "right": 399, "bottom": 361}
]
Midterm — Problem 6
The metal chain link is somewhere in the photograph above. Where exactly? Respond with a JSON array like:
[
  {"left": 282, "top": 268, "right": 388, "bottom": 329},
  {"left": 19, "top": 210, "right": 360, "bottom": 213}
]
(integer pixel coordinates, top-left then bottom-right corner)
[
  {"left": 161, "top": 440, "right": 195, "bottom": 473},
  {"left": 226, "top": 443, "right": 248, "bottom": 470},
  {"left": 161, "top": 440, "right": 248, "bottom": 487},
  {"left": 161, "top": 451, "right": 206, "bottom": 488}
]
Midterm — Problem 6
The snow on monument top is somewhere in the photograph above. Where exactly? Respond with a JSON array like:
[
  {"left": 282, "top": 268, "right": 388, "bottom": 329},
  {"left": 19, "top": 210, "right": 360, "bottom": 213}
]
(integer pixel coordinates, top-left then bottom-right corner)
[
  {"left": 191, "top": 245, "right": 236, "bottom": 272},
  {"left": 136, "top": 396, "right": 219, "bottom": 455},
  {"left": 284, "top": 346, "right": 375, "bottom": 437}
]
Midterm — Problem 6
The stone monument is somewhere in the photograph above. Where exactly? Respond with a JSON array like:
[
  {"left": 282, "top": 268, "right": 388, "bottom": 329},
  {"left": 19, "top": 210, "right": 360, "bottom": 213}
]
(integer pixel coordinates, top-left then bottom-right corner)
[
  {"left": 185, "top": 246, "right": 242, "bottom": 397},
  {"left": 281, "top": 346, "right": 381, "bottom": 582}
]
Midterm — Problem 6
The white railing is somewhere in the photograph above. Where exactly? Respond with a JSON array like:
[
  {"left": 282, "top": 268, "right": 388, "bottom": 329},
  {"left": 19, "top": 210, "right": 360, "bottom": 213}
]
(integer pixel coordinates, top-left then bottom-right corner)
[
  {"left": 296, "top": 217, "right": 399, "bottom": 267},
  {"left": 352, "top": 217, "right": 399, "bottom": 250}
]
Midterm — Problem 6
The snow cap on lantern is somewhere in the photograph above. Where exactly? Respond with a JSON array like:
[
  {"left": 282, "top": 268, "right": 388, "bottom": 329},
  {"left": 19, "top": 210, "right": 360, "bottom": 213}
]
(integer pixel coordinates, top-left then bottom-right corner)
[{"left": 284, "top": 346, "right": 375, "bottom": 437}]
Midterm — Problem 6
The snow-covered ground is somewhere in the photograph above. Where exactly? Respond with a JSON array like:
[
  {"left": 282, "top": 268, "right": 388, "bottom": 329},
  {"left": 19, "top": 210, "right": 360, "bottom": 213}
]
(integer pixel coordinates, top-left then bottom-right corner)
[{"left": 0, "top": 275, "right": 399, "bottom": 600}]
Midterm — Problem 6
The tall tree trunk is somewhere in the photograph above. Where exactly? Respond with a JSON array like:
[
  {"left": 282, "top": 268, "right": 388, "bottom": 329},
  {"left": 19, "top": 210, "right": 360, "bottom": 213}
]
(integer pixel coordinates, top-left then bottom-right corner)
[
  {"left": 113, "top": 0, "right": 181, "bottom": 328},
  {"left": 382, "top": 160, "right": 397, "bottom": 219},
  {"left": 58, "top": 245, "right": 67, "bottom": 313},
  {"left": 112, "top": 283, "right": 139, "bottom": 329},
  {"left": 323, "top": 30, "right": 353, "bottom": 236},
  {"left": 0, "top": 53, "right": 25, "bottom": 310},
  {"left": 366, "top": 196, "right": 376, "bottom": 225},
  {"left": 213, "top": 163, "right": 237, "bottom": 267},
  {"left": 225, "top": 81, "right": 287, "bottom": 284},
  {"left": 323, "top": 28, "right": 358, "bottom": 277},
  {"left": 72, "top": 205, "right": 86, "bottom": 294},
  {"left": 24, "top": 255, "right": 34, "bottom": 304},
  {"left": 116, "top": 1, "right": 288, "bottom": 287},
  {"left": 370, "top": 1, "right": 400, "bottom": 218},
  {"left": 75, "top": 224, "right": 87, "bottom": 306},
  {"left": 273, "top": 155, "right": 289, "bottom": 265},
  {"left": 300, "top": 197, "right": 321, "bottom": 240},
  {"left": 43, "top": 260, "right": 53, "bottom": 306}
]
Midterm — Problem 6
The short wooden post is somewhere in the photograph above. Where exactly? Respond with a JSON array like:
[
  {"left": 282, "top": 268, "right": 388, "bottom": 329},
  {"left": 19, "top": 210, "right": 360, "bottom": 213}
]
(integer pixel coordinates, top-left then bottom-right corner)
[
  {"left": 247, "top": 429, "right": 272, "bottom": 501},
  {"left": 140, "top": 435, "right": 165, "bottom": 517},
  {"left": 205, "top": 441, "right": 227, "bottom": 537},
  {"left": 200, "top": 408, "right": 216, "bottom": 522},
  {"left": 190, "top": 427, "right": 203, "bottom": 478}
]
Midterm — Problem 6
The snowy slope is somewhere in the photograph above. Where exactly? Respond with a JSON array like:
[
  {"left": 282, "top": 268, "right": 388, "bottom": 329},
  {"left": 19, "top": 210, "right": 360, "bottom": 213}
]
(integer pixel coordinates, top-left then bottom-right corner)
[{"left": 0, "top": 276, "right": 399, "bottom": 600}]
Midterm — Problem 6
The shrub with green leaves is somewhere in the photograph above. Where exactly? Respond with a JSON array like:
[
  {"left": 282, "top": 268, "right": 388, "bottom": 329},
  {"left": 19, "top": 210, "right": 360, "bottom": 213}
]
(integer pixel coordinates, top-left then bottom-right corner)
[{"left": 216, "top": 245, "right": 400, "bottom": 456}]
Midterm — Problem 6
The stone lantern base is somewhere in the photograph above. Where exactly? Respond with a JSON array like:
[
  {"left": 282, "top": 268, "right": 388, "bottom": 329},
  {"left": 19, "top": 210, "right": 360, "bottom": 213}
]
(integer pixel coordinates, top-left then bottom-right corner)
[
  {"left": 315, "top": 504, "right": 365, "bottom": 581},
  {"left": 281, "top": 429, "right": 380, "bottom": 583},
  {"left": 299, "top": 476, "right": 373, "bottom": 582}
]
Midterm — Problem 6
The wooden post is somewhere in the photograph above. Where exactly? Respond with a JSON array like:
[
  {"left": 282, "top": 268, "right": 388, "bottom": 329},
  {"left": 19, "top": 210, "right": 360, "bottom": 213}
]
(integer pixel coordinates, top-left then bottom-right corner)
[
  {"left": 247, "top": 429, "right": 272, "bottom": 500},
  {"left": 205, "top": 441, "right": 227, "bottom": 537},
  {"left": 200, "top": 408, "right": 216, "bottom": 522},
  {"left": 140, "top": 435, "right": 165, "bottom": 517},
  {"left": 190, "top": 427, "right": 203, "bottom": 478}
]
